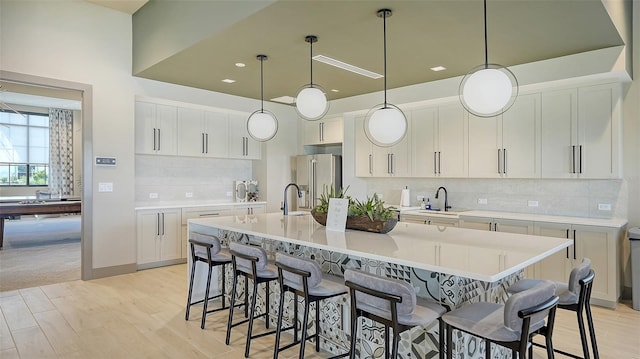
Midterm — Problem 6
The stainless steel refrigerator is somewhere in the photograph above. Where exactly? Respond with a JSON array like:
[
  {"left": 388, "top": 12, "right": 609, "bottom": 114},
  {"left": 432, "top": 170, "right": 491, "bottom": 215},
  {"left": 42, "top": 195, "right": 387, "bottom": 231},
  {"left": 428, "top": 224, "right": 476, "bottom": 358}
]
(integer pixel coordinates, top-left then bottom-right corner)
[{"left": 295, "top": 154, "right": 342, "bottom": 210}]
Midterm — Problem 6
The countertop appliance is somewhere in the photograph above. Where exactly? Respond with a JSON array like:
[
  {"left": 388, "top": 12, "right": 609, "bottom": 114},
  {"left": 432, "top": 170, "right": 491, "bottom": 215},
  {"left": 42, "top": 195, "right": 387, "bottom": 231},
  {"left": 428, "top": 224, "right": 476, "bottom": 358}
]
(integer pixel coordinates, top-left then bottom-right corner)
[{"left": 295, "top": 154, "right": 341, "bottom": 210}]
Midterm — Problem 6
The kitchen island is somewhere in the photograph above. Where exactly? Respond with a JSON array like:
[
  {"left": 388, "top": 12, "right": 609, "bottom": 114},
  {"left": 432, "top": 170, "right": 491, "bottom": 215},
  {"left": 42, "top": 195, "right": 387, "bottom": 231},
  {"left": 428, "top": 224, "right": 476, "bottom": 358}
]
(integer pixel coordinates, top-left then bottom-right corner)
[{"left": 188, "top": 212, "right": 571, "bottom": 359}]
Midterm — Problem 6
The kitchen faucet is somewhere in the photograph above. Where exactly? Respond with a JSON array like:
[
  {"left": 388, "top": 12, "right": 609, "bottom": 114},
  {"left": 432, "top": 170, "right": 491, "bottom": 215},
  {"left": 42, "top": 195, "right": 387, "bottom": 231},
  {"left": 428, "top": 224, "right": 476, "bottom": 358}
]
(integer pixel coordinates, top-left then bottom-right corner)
[
  {"left": 435, "top": 186, "right": 452, "bottom": 212},
  {"left": 282, "top": 183, "right": 302, "bottom": 215}
]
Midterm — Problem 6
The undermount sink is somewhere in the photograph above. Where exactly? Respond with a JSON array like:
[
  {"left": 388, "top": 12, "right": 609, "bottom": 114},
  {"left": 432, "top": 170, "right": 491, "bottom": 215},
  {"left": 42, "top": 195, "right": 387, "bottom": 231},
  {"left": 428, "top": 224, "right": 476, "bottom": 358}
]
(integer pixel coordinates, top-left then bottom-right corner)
[{"left": 414, "top": 209, "right": 468, "bottom": 216}]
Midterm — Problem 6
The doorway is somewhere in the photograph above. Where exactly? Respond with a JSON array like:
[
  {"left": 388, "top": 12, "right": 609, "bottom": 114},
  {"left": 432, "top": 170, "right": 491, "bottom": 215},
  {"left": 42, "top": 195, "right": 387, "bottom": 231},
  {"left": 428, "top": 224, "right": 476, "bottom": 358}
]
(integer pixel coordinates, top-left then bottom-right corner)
[{"left": 0, "top": 70, "right": 93, "bottom": 290}]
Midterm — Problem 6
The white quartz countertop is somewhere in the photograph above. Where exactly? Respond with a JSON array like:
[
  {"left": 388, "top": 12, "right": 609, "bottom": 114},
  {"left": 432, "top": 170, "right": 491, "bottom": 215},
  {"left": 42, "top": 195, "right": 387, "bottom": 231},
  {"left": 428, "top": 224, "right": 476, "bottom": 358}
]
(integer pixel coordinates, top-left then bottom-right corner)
[
  {"left": 402, "top": 209, "right": 627, "bottom": 228},
  {"left": 135, "top": 201, "right": 266, "bottom": 211},
  {"left": 188, "top": 212, "right": 572, "bottom": 282}
]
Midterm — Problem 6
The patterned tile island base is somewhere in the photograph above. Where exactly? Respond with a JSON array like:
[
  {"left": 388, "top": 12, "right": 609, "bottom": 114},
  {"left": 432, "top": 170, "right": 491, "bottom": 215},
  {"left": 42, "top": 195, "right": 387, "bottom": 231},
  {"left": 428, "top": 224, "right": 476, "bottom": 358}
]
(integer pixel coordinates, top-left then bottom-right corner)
[{"left": 201, "top": 228, "right": 523, "bottom": 359}]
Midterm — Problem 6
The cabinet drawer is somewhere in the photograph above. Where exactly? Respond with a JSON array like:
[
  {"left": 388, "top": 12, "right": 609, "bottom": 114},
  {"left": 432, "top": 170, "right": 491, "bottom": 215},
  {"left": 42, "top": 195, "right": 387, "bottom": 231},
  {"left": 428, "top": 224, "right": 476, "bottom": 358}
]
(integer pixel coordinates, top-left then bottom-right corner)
[{"left": 181, "top": 206, "right": 235, "bottom": 224}]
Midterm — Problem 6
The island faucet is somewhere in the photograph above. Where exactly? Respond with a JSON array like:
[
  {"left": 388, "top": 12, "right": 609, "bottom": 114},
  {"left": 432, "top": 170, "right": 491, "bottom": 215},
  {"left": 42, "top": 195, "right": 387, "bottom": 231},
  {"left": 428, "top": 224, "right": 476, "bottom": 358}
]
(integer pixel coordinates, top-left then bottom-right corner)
[
  {"left": 282, "top": 183, "right": 302, "bottom": 215},
  {"left": 435, "top": 186, "right": 452, "bottom": 212}
]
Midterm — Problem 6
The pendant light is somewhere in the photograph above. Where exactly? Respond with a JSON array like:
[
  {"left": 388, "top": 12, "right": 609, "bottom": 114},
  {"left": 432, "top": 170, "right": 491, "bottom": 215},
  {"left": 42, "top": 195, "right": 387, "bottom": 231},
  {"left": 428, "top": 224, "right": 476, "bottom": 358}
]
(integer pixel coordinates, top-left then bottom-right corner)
[
  {"left": 295, "top": 35, "right": 329, "bottom": 121},
  {"left": 247, "top": 54, "right": 278, "bottom": 142},
  {"left": 459, "top": 0, "right": 518, "bottom": 118},
  {"left": 364, "top": 8, "right": 407, "bottom": 147}
]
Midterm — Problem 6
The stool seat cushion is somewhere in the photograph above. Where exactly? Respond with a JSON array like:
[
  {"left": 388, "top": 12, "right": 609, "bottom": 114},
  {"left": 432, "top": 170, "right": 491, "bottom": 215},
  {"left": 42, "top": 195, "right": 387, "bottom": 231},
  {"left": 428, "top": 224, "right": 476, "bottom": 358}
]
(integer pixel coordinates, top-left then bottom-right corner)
[
  {"left": 344, "top": 270, "right": 417, "bottom": 316},
  {"left": 276, "top": 253, "right": 348, "bottom": 298},
  {"left": 508, "top": 280, "right": 579, "bottom": 306},
  {"left": 357, "top": 296, "right": 445, "bottom": 327},
  {"left": 229, "top": 242, "right": 278, "bottom": 279},
  {"left": 305, "top": 273, "right": 348, "bottom": 298},
  {"left": 443, "top": 302, "right": 537, "bottom": 342}
]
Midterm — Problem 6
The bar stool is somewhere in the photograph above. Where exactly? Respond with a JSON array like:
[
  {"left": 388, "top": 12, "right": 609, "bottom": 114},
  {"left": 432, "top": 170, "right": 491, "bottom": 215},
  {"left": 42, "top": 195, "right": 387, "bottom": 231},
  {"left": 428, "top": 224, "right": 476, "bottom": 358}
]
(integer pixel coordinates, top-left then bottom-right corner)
[
  {"left": 226, "top": 241, "right": 279, "bottom": 358},
  {"left": 185, "top": 232, "right": 232, "bottom": 329},
  {"left": 441, "top": 280, "right": 559, "bottom": 359},
  {"left": 343, "top": 269, "right": 447, "bottom": 359},
  {"left": 508, "top": 258, "right": 598, "bottom": 359},
  {"left": 273, "top": 253, "right": 348, "bottom": 359}
]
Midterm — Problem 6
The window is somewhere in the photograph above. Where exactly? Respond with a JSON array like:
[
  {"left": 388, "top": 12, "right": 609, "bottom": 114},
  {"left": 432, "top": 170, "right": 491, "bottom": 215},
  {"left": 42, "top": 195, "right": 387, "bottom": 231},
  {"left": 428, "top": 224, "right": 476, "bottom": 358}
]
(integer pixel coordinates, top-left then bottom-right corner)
[{"left": 0, "top": 110, "right": 49, "bottom": 186}]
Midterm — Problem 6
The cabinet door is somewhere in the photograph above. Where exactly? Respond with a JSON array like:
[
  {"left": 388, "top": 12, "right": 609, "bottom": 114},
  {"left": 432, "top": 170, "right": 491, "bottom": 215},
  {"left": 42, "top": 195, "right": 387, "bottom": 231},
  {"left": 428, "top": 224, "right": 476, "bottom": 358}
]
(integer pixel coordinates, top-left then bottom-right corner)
[
  {"left": 427, "top": 217, "right": 459, "bottom": 227},
  {"left": 388, "top": 131, "right": 411, "bottom": 177},
  {"left": 533, "top": 222, "right": 572, "bottom": 283},
  {"left": 354, "top": 116, "right": 374, "bottom": 177},
  {"left": 577, "top": 84, "right": 619, "bottom": 179},
  {"left": 137, "top": 211, "right": 160, "bottom": 264},
  {"left": 494, "top": 218, "right": 534, "bottom": 235},
  {"left": 135, "top": 102, "right": 157, "bottom": 155},
  {"left": 177, "top": 107, "right": 205, "bottom": 157},
  {"left": 159, "top": 209, "right": 182, "bottom": 261},
  {"left": 437, "top": 103, "right": 468, "bottom": 178},
  {"left": 541, "top": 89, "right": 577, "bottom": 178},
  {"left": 501, "top": 94, "right": 540, "bottom": 178},
  {"left": 228, "top": 114, "right": 260, "bottom": 159},
  {"left": 155, "top": 104, "right": 178, "bottom": 155},
  {"left": 321, "top": 118, "right": 343, "bottom": 144},
  {"left": 411, "top": 107, "right": 438, "bottom": 177},
  {"left": 573, "top": 225, "right": 616, "bottom": 303},
  {"left": 304, "top": 121, "right": 323, "bottom": 145},
  {"left": 468, "top": 114, "right": 500, "bottom": 178},
  {"left": 204, "top": 111, "right": 229, "bottom": 157}
]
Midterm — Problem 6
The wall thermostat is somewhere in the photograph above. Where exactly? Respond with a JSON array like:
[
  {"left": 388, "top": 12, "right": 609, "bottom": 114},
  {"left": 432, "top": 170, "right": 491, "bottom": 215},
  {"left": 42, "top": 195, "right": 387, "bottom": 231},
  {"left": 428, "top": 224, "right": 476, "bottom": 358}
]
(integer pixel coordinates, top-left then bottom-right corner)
[{"left": 95, "top": 157, "right": 117, "bottom": 166}]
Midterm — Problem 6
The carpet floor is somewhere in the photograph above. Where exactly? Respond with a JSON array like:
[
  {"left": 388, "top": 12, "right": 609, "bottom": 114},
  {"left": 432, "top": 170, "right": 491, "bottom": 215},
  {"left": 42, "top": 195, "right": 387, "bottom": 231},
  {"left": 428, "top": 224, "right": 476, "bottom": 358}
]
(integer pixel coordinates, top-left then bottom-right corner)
[{"left": 0, "top": 215, "right": 81, "bottom": 292}]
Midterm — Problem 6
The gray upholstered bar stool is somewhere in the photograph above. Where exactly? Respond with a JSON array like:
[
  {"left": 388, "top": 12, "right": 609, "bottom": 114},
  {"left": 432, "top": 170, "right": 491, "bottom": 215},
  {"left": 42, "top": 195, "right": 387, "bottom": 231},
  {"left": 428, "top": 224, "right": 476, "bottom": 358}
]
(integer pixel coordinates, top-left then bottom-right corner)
[
  {"left": 508, "top": 258, "right": 598, "bottom": 359},
  {"left": 273, "top": 253, "right": 348, "bottom": 359},
  {"left": 226, "top": 241, "right": 279, "bottom": 358},
  {"left": 343, "top": 269, "right": 447, "bottom": 359},
  {"left": 441, "top": 280, "right": 559, "bottom": 359},
  {"left": 185, "top": 232, "right": 233, "bottom": 329}
]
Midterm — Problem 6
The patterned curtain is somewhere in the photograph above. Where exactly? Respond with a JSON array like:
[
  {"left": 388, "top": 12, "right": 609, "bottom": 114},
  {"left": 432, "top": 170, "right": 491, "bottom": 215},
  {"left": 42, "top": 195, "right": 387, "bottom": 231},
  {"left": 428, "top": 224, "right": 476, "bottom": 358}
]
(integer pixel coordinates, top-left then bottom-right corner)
[{"left": 49, "top": 108, "right": 74, "bottom": 196}]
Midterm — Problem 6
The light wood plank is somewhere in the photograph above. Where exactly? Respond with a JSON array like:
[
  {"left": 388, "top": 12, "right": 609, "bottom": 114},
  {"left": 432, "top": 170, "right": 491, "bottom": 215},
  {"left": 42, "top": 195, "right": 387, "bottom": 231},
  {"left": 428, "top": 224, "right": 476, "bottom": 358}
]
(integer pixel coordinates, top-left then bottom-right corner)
[
  {"left": 33, "top": 310, "right": 81, "bottom": 356},
  {"left": 11, "top": 326, "right": 56, "bottom": 358},
  {"left": 19, "top": 287, "right": 56, "bottom": 313},
  {"left": 0, "top": 294, "right": 38, "bottom": 331},
  {"left": 0, "top": 307, "right": 16, "bottom": 351}
]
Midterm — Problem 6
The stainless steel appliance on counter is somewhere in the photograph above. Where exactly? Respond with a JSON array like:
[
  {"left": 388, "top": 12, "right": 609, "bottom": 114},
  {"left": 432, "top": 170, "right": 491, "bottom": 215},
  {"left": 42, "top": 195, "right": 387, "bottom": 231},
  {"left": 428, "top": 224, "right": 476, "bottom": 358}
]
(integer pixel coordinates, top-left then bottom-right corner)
[
  {"left": 235, "top": 180, "right": 259, "bottom": 202},
  {"left": 295, "top": 154, "right": 341, "bottom": 210}
]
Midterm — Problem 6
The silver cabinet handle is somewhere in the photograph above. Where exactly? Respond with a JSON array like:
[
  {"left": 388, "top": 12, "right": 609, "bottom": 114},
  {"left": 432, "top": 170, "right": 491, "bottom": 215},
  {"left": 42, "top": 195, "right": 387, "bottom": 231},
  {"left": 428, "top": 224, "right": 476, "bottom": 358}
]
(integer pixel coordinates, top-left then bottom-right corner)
[
  {"left": 202, "top": 133, "right": 205, "bottom": 154},
  {"left": 205, "top": 133, "right": 209, "bottom": 153},
  {"left": 433, "top": 152, "right": 437, "bottom": 175},
  {"left": 497, "top": 149, "right": 502, "bottom": 174},
  {"left": 369, "top": 154, "right": 373, "bottom": 174},
  {"left": 573, "top": 229, "right": 577, "bottom": 259},
  {"left": 198, "top": 213, "right": 220, "bottom": 217},
  {"left": 503, "top": 148, "right": 507, "bottom": 174},
  {"left": 156, "top": 213, "right": 160, "bottom": 236},
  {"left": 571, "top": 145, "right": 576, "bottom": 174},
  {"left": 161, "top": 213, "right": 165, "bottom": 236},
  {"left": 319, "top": 122, "right": 324, "bottom": 142},
  {"left": 578, "top": 145, "right": 583, "bottom": 174},
  {"left": 157, "top": 128, "right": 161, "bottom": 151},
  {"left": 390, "top": 154, "right": 394, "bottom": 174},
  {"left": 438, "top": 151, "right": 441, "bottom": 174},
  {"left": 153, "top": 128, "right": 157, "bottom": 151},
  {"left": 565, "top": 229, "right": 570, "bottom": 258}
]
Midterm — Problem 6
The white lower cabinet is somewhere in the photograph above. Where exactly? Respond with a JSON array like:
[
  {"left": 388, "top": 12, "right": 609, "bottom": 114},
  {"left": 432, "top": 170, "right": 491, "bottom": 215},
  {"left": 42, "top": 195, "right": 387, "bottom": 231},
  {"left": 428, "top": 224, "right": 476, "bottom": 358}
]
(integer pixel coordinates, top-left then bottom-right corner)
[
  {"left": 235, "top": 203, "right": 266, "bottom": 215},
  {"left": 180, "top": 206, "right": 236, "bottom": 259},
  {"left": 137, "top": 208, "right": 182, "bottom": 268},
  {"left": 532, "top": 222, "right": 621, "bottom": 307}
]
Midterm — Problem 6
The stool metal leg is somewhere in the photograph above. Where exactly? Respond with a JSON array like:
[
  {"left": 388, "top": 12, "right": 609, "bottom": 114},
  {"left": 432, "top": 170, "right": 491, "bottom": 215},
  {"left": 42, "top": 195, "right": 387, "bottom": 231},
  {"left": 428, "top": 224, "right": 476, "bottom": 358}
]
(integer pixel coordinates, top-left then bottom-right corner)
[
  {"left": 244, "top": 277, "right": 259, "bottom": 358},
  {"left": 585, "top": 302, "right": 599, "bottom": 359},
  {"left": 446, "top": 324, "right": 453, "bottom": 359},
  {"left": 273, "top": 284, "right": 286, "bottom": 359},
  {"left": 265, "top": 279, "right": 271, "bottom": 329},
  {"left": 315, "top": 301, "right": 321, "bottom": 352},
  {"left": 298, "top": 297, "right": 311, "bottom": 359},
  {"left": 576, "top": 309, "right": 590, "bottom": 359},
  {"left": 185, "top": 257, "right": 197, "bottom": 320},
  {"left": 225, "top": 271, "right": 239, "bottom": 345},
  {"left": 294, "top": 293, "right": 299, "bottom": 342},
  {"left": 201, "top": 262, "right": 213, "bottom": 329}
]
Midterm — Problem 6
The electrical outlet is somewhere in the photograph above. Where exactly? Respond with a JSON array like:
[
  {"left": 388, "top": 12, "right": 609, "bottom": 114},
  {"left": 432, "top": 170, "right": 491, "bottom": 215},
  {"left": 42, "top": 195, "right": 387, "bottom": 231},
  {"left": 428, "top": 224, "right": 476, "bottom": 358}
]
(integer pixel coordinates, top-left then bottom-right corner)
[
  {"left": 149, "top": 193, "right": 158, "bottom": 199},
  {"left": 528, "top": 200, "right": 539, "bottom": 207},
  {"left": 416, "top": 195, "right": 425, "bottom": 201},
  {"left": 98, "top": 182, "right": 113, "bottom": 192},
  {"left": 598, "top": 203, "right": 611, "bottom": 211},
  {"left": 478, "top": 198, "right": 488, "bottom": 205},
  {"left": 185, "top": 192, "right": 193, "bottom": 198},
  {"left": 226, "top": 191, "right": 233, "bottom": 197}
]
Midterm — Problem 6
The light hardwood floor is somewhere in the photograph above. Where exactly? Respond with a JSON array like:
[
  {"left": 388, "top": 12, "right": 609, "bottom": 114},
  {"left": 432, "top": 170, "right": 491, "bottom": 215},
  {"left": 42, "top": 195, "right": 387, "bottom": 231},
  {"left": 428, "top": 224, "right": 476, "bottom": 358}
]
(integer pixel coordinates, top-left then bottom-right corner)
[{"left": 1, "top": 264, "right": 638, "bottom": 359}]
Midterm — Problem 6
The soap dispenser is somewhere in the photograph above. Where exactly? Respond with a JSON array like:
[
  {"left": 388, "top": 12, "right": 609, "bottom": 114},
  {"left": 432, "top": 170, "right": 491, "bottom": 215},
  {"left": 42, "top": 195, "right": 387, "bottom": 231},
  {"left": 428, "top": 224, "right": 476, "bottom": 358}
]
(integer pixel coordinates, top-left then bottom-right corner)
[{"left": 425, "top": 198, "right": 431, "bottom": 210}]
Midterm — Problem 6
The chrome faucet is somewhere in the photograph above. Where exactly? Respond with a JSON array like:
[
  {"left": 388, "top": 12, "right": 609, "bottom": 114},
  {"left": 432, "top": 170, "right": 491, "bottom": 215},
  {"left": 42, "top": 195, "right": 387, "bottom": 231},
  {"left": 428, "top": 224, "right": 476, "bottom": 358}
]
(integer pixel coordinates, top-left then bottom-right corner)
[
  {"left": 435, "top": 186, "right": 452, "bottom": 212},
  {"left": 282, "top": 183, "right": 302, "bottom": 215}
]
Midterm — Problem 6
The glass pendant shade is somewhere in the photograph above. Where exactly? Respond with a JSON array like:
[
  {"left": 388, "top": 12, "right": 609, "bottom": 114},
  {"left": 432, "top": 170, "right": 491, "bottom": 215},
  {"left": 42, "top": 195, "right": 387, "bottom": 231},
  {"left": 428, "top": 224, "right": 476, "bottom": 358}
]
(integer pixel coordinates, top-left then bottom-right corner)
[
  {"left": 295, "top": 85, "right": 328, "bottom": 120},
  {"left": 364, "top": 104, "right": 407, "bottom": 147},
  {"left": 246, "top": 54, "right": 278, "bottom": 142},
  {"left": 247, "top": 110, "right": 278, "bottom": 141},
  {"left": 460, "top": 64, "right": 518, "bottom": 117}
]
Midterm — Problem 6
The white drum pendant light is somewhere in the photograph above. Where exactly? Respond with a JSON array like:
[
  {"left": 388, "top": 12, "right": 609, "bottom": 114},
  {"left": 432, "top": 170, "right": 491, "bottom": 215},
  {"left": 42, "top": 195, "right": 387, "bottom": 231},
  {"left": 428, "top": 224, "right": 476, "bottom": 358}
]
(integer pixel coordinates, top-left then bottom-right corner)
[
  {"left": 460, "top": 0, "right": 518, "bottom": 118},
  {"left": 247, "top": 54, "right": 278, "bottom": 141},
  {"left": 364, "top": 9, "right": 407, "bottom": 147},
  {"left": 295, "top": 35, "right": 329, "bottom": 121}
]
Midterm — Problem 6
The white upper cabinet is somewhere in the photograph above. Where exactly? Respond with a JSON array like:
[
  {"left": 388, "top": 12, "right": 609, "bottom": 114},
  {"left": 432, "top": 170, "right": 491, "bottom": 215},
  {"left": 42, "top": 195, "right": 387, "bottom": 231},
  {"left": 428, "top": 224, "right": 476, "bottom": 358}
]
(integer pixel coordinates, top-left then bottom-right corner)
[
  {"left": 468, "top": 94, "right": 540, "bottom": 178},
  {"left": 177, "top": 108, "right": 228, "bottom": 158},
  {"left": 228, "top": 114, "right": 261, "bottom": 160},
  {"left": 434, "top": 103, "right": 468, "bottom": 178},
  {"left": 411, "top": 107, "right": 438, "bottom": 177},
  {"left": 354, "top": 115, "right": 410, "bottom": 177},
  {"left": 541, "top": 84, "right": 621, "bottom": 179},
  {"left": 135, "top": 101, "right": 178, "bottom": 155},
  {"left": 304, "top": 117, "right": 343, "bottom": 145}
]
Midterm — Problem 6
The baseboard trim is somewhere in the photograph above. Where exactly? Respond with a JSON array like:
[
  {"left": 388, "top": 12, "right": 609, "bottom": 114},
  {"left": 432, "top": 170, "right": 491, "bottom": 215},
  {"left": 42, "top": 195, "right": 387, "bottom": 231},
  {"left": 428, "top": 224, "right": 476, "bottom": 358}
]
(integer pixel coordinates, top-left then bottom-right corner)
[
  {"left": 137, "top": 258, "right": 187, "bottom": 271},
  {"left": 90, "top": 263, "right": 137, "bottom": 279}
]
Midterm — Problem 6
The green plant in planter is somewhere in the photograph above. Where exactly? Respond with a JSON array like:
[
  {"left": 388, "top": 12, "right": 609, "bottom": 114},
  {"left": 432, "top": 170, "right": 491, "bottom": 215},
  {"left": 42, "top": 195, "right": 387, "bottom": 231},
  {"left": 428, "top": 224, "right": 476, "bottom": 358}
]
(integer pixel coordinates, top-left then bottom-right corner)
[
  {"left": 350, "top": 193, "right": 396, "bottom": 221},
  {"left": 314, "top": 184, "right": 350, "bottom": 214}
]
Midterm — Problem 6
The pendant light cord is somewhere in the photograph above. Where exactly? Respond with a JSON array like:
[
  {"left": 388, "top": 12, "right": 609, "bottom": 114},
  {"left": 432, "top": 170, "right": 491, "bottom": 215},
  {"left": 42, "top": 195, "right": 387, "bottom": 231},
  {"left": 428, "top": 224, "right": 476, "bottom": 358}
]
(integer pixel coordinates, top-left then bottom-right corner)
[
  {"left": 260, "top": 56, "right": 264, "bottom": 112},
  {"left": 309, "top": 39, "right": 314, "bottom": 86},
  {"left": 382, "top": 10, "right": 388, "bottom": 106},
  {"left": 483, "top": 0, "right": 488, "bottom": 69}
]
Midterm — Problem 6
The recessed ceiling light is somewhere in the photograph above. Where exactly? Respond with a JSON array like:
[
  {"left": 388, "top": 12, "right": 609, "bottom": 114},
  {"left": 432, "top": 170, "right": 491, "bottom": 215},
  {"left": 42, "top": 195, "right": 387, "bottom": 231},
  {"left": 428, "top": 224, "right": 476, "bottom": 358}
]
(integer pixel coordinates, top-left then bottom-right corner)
[
  {"left": 222, "top": 79, "right": 236, "bottom": 83},
  {"left": 331, "top": 89, "right": 340, "bottom": 93},
  {"left": 235, "top": 63, "right": 246, "bottom": 68},
  {"left": 271, "top": 96, "right": 295, "bottom": 104},
  {"left": 430, "top": 66, "right": 447, "bottom": 72},
  {"left": 312, "top": 55, "right": 383, "bottom": 79}
]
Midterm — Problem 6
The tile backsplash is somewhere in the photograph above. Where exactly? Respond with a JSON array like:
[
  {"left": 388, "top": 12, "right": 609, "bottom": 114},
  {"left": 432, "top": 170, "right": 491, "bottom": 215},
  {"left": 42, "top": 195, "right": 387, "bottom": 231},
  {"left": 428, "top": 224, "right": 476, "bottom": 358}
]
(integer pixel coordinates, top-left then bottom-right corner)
[
  {"left": 135, "top": 155, "right": 252, "bottom": 204},
  {"left": 366, "top": 178, "right": 627, "bottom": 219}
]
